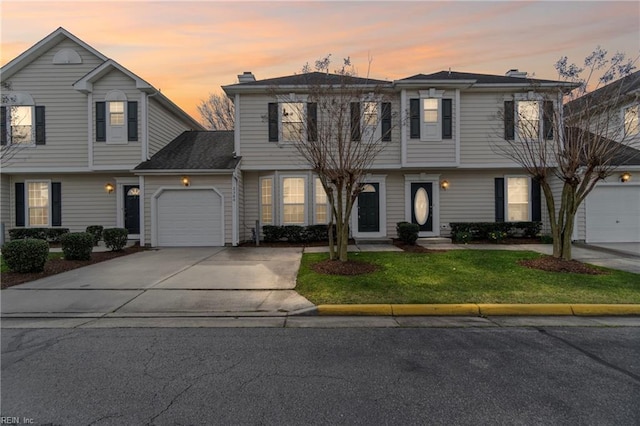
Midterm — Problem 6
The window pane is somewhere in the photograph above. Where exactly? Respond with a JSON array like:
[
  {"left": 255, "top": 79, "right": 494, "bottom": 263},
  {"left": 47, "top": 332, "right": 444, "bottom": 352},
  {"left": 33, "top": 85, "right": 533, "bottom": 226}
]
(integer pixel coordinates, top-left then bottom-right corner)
[
  {"left": 282, "top": 102, "right": 304, "bottom": 142},
  {"left": 110, "top": 101, "right": 125, "bottom": 125},
  {"left": 517, "top": 101, "right": 539, "bottom": 139},
  {"left": 283, "top": 177, "right": 305, "bottom": 225},
  {"left": 27, "top": 182, "right": 49, "bottom": 226},
  {"left": 283, "top": 205, "right": 305, "bottom": 224},
  {"left": 507, "top": 177, "right": 529, "bottom": 221},
  {"left": 423, "top": 99, "right": 438, "bottom": 123},
  {"left": 10, "top": 106, "right": 33, "bottom": 144},
  {"left": 261, "top": 178, "right": 273, "bottom": 224},
  {"left": 315, "top": 178, "right": 328, "bottom": 224},
  {"left": 364, "top": 102, "right": 378, "bottom": 126}
]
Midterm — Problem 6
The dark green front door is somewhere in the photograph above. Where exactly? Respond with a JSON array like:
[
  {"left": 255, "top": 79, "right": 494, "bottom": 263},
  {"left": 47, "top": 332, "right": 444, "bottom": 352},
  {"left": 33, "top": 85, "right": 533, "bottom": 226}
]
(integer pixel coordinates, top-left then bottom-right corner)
[
  {"left": 358, "top": 183, "right": 379, "bottom": 233},
  {"left": 124, "top": 185, "right": 140, "bottom": 235},
  {"left": 411, "top": 182, "right": 433, "bottom": 232}
]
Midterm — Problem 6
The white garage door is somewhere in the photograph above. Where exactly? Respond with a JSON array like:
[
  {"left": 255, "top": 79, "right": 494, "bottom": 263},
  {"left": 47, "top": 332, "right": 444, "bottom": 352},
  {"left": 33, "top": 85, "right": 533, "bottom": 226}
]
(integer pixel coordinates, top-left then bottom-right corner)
[
  {"left": 156, "top": 189, "right": 223, "bottom": 246},
  {"left": 586, "top": 185, "right": 640, "bottom": 243}
]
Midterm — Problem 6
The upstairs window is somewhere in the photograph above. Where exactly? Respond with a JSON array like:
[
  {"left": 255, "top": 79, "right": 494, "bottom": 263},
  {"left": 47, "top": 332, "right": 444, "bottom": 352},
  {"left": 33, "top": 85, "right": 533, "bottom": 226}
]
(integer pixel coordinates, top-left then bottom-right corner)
[
  {"left": 351, "top": 101, "right": 391, "bottom": 142},
  {"left": 282, "top": 102, "right": 304, "bottom": 143},
  {"left": 109, "top": 101, "right": 125, "bottom": 126},
  {"left": 96, "top": 90, "right": 137, "bottom": 144},
  {"left": 505, "top": 99, "right": 554, "bottom": 141},
  {"left": 624, "top": 105, "right": 638, "bottom": 136},
  {"left": 517, "top": 101, "right": 540, "bottom": 140},
  {"left": 11, "top": 106, "right": 34, "bottom": 145},
  {"left": 410, "top": 93, "right": 451, "bottom": 141},
  {"left": 268, "top": 100, "right": 316, "bottom": 143},
  {"left": 1, "top": 104, "right": 45, "bottom": 146}
]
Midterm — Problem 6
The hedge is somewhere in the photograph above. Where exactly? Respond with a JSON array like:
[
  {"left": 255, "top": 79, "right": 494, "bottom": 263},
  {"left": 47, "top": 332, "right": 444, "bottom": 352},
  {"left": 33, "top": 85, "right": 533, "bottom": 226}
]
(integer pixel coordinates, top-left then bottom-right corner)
[
  {"left": 9, "top": 227, "right": 70, "bottom": 243},
  {"left": 2, "top": 239, "right": 50, "bottom": 273},
  {"left": 450, "top": 221, "right": 542, "bottom": 243},
  {"left": 262, "top": 224, "right": 333, "bottom": 243}
]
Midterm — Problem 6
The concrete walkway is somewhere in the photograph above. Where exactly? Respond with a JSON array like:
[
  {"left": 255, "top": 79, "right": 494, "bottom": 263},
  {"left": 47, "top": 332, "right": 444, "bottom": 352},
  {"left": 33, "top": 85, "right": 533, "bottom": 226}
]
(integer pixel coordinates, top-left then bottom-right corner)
[{"left": 1, "top": 247, "right": 314, "bottom": 318}]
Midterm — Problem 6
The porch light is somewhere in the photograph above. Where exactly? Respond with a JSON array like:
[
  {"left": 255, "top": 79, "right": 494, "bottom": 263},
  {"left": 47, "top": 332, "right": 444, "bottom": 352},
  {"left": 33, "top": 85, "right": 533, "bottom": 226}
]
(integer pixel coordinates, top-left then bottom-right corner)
[
  {"left": 104, "top": 183, "right": 114, "bottom": 194},
  {"left": 440, "top": 180, "right": 450, "bottom": 191},
  {"left": 620, "top": 172, "right": 631, "bottom": 183},
  {"left": 181, "top": 176, "right": 190, "bottom": 187}
]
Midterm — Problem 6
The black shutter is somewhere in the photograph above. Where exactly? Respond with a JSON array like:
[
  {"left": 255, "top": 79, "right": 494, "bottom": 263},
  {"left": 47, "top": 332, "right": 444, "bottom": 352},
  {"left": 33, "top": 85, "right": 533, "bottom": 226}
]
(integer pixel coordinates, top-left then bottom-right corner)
[
  {"left": 495, "top": 178, "right": 505, "bottom": 222},
  {"left": 442, "top": 99, "right": 452, "bottom": 139},
  {"left": 96, "top": 102, "right": 106, "bottom": 141},
  {"left": 504, "top": 101, "right": 515, "bottom": 140},
  {"left": 381, "top": 102, "right": 391, "bottom": 141},
  {"left": 35, "top": 106, "right": 46, "bottom": 145},
  {"left": 410, "top": 99, "right": 420, "bottom": 139},
  {"left": 15, "top": 182, "right": 25, "bottom": 227},
  {"left": 268, "top": 102, "right": 278, "bottom": 142},
  {"left": 307, "top": 102, "right": 317, "bottom": 142},
  {"left": 350, "top": 102, "right": 361, "bottom": 141},
  {"left": 51, "top": 182, "right": 62, "bottom": 227},
  {"left": 127, "top": 101, "right": 138, "bottom": 141},
  {"left": 1, "top": 106, "right": 7, "bottom": 146},
  {"left": 531, "top": 179, "right": 541, "bottom": 222},
  {"left": 542, "top": 100, "right": 554, "bottom": 140}
]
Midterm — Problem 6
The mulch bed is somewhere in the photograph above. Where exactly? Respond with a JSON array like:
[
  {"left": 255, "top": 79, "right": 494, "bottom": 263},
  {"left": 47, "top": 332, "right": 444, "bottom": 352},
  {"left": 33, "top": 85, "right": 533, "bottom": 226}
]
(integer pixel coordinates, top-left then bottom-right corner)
[
  {"left": 518, "top": 256, "right": 608, "bottom": 275},
  {"left": 1, "top": 245, "right": 145, "bottom": 289},
  {"left": 238, "top": 240, "right": 356, "bottom": 248},
  {"left": 393, "top": 240, "right": 448, "bottom": 253},
  {"left": 311, "top": 259, "right": 379, "bottom": 276}
]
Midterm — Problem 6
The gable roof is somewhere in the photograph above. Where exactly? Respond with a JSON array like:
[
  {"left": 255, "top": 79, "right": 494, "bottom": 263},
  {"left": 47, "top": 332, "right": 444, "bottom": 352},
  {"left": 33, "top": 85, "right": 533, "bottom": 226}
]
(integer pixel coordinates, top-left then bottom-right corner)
[
  {"left": 565, "top": 70, "right": 640, "bottom": 115},
  {"left": 398, "top": 70, "right": 568, "bottom": 85},
  {"left": 134, "top": 131, "right": 240, "bottom": 171},
  {"left": 1, "top": 27, "right": 108, "bottom": 80},
  {"left": 73, "top": 59, "right": 154, "bottom": 93},
  {"left": 565, "top": 126, "right": 640, "bottom": 166}
]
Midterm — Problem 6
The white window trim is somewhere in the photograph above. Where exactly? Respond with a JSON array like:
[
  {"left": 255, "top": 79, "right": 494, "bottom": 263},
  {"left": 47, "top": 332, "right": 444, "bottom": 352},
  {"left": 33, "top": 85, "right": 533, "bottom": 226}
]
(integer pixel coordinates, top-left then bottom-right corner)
[
  {"left": 4, "top": 105, "right": 36, "bottom": 147},
  {"left": 504, "top": 175, "right": 532, "bottom": 222},
  {"left": 24, "top": 179, "right": 52, "bottom": 227},
  {"left": 105, "top": 90, "right": 128, "bottom": 145},
  {"left": 623, "top": 104, "right": 639, "bottom": 137},
  {"left": 277, "top": 93, "right": 308, "bottom": 145},
  {"left": 419, "top": 89, "right": 444, "bottom": 142},
  {"left": 351, "top": 174, "right": 387, "bottom": 238},
  {"left": 404, "top": 174, "right": 440, "bottom": 237},
  {"left": 279, "top": 174, "right": 308, "bottom": 226},
  {"left": 313, "top": 177, "right": 330, "bottom": 225},
  {"left": 259, "top": 175, "right": 274, "bottom": 226},
  {"left": 513, "top": 93, "right": 551, "bottom": 143}
]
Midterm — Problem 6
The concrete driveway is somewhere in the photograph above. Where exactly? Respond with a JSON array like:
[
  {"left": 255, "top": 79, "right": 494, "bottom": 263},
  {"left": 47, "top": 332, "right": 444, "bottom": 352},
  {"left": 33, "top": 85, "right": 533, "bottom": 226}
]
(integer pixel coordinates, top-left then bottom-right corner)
[{"left": 1, "top": 247, "right": 314, "bottom": 318}]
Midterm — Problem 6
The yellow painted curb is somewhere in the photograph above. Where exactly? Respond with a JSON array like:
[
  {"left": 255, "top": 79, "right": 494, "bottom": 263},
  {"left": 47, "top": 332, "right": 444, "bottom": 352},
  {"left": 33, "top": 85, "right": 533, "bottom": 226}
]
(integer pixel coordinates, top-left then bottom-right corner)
[
  {"left": 478, "top": 304, "right": 574, "bottom": 316},
  {"left": 392, "top": 304, "right": 480, "bottom": 316},
  {"left": 316, "top": 304, "right": 393, "bottom": 316},
  {"left": 571, "top": 304, "right": 640, "bottom": 316}
]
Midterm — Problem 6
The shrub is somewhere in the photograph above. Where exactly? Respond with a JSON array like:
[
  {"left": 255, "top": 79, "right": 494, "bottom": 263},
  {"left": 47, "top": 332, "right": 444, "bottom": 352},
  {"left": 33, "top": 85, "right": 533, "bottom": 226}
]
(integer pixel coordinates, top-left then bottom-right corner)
[
  {"left": 540, "top": 234, "right": 553, "bottom": 244},
  {"left": 60, "top": 232, "right": 94, "bottom": 261},
  {"left": 396, "top": 222, "right": 419, "bottom": 245},
  {"left": 454, "top": 230, "right": 472, "bottom": 244},
  {"left": 9, "top": 228, "right": 70, "bottom": 243},
  {"left": 262, "top": 225, "right": 284, "bottom": 242},
  {"left": 283, "top": 225, "right": 305, "bottom": 243},
  {"left": 103, "top": 228, "right": 129, "bottom": 251},
  {"left": 305, "top": 225, "right": 329, "bottom": 242},
  {"left": 2, "top": 239, "right": 49, "bottom": 273},
  {"left": 450, "top": 222, "right": 541, "bottom": 242},
  {"left": 86, "top": 225, "right": 104, "bottom": 246},
  {"left": 488, "top": 230, "right": 508, "bottom": 244}
]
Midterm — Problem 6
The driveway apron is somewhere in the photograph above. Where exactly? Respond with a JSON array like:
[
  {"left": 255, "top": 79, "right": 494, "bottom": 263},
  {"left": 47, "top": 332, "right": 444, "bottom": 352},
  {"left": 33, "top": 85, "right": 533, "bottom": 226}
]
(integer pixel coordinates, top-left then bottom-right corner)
[{"left": 1, "top": 247, "right": 314, "bottom": 318}]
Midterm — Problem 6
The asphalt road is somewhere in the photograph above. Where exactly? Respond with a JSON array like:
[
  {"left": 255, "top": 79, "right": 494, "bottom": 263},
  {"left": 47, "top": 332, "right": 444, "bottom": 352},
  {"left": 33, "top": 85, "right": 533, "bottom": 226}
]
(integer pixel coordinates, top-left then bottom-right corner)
[{"left": 2, "top": 327, "right": 639, "bottom": 425}]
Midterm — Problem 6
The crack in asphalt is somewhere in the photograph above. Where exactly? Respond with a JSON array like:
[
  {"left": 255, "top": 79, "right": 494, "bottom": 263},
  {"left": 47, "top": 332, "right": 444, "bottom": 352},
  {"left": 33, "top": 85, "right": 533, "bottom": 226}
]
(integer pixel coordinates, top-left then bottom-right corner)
[
  {"left": 1, "top": 329, "right": 78, "bottom": 369},
  {"left": 537, "top": 328, "right": 640, "bottom": 384}
]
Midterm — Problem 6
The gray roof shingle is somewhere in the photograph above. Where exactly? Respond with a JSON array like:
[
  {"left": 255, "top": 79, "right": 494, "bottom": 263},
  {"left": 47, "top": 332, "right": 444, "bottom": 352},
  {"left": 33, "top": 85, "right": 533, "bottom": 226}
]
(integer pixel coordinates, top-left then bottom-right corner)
[
  {"left": 135, "top": 131, "right": 240, "bottom": 171},
  {"left": 225, "top": 71, "right": 390, "bottom": 87},
  {"left": 399, "top": 70, "right": 569, "bottom": 85}
]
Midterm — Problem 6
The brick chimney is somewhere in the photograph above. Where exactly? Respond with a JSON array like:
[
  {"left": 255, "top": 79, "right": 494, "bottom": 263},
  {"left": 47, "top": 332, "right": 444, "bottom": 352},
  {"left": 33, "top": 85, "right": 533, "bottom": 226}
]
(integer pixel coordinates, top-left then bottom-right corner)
[{"left": 237, "top": 71, "right": 256, "bottom": 83}]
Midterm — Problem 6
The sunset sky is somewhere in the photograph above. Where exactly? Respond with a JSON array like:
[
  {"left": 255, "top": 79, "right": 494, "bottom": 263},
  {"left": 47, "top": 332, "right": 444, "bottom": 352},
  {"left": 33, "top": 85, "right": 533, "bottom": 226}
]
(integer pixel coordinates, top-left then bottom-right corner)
[{"left": 1, "top": 1, "right": 639, "bottom": 121}]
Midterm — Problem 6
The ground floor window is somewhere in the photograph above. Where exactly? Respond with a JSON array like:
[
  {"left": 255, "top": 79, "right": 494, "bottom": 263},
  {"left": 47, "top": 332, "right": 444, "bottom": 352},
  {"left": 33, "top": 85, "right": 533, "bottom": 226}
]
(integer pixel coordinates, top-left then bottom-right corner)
[
  {"left": 260, "top": 177, "right": 273, "bottom": 224},
  {"left": 506, "top": 177, "right": 529, "bottom": 221},
  {"left": 282, "top": 177, "right": 306, "bottom": 225},
  {"left": 314, "top": 178, "right": 328, "bottom": 224},
  {"left": 27, "top": 181, "right": 49, "bottom": 226}
]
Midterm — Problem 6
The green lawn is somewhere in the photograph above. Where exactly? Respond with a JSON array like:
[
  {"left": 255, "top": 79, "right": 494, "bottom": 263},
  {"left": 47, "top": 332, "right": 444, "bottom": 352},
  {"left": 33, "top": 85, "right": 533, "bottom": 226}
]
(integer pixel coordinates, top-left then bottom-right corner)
[
  {"left": 0, "top": 252, "right": 64, "bottom": 273},
  {"left": 296, "top": 250, "right": 640, "bottom": 304}
]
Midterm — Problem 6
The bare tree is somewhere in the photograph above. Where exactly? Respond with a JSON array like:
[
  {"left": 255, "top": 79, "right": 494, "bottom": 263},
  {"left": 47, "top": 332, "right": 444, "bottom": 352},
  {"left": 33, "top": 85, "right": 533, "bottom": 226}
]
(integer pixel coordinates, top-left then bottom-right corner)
[
  {"left": 493, "top": 48, "right": 638, "bottom": 260},
  {"left": 270, "top": 55, "right": 398, "bottom": 261},
  {"left": 197, "top": 92, "right": 235, "bottom": 130},
  {"left": 1, "top": 85, "right": 30, "bottom": 167}
]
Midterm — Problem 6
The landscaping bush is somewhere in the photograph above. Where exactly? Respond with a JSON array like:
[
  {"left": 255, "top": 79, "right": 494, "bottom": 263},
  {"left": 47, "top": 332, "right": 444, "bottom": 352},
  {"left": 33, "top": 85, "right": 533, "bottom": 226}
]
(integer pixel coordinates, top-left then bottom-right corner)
[
  {"left": 86, "top": 225, "right": 104, "bottom": 246},
  {"left": 540, "top": 234, "right": 553, "bottom": 244},
  {"left": 450, "top": 221, "right": 541, "bottom": 243},
  {"left": 103, "top": 228, "right": 128, "bottom": 251},
  {"left": 262, "top": 225, "right": 285, "bottom": 242},
  {"left": 283, "top": 225, "right": 305, "bottom": 243},
  {"left": 60, "top": 232, "right": 94, "bottom": 261},
  {"left": 488, "top": 230, "right": 508, "bottom": 243},
  {"left": 396, "top": 222, "right": 419, "bottom": 245},
  {"left": 9, "top": 227, "right": 70, "bottom": 243},
  {"left": 1, "top": 238, "right": 49, "bottom": 273},
  {"left": 305, "top": 224, "right": 329, "bottom": 242}
]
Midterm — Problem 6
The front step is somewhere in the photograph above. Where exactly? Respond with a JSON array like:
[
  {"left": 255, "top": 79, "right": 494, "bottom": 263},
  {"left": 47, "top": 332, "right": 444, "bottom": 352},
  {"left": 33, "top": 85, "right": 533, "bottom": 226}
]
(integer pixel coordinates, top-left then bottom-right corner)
[{"left": 417, "top": 237, "right": 453, "bottom": 245}]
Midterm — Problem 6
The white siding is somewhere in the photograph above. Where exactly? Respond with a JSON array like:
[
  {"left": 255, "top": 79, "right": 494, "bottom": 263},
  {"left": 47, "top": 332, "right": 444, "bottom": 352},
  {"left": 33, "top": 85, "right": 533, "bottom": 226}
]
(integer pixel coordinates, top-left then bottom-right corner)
[
  {"left": 8, "top": 173, "right": 124, "bottom": 232},
  {"left": 92, "top": 70, "right": 143, "bottom": 166},
  {"left": 237, "top": 170, "right": 246, "bottom": 242},
  {"left": 148, "top": 98, "right": 196, "bottom": 157},
  {"left": 2, "top": 38, "right": 104, "bottom": 168},
  {"left": 142, "top": 175, "right": 234, "bottom": 246}
]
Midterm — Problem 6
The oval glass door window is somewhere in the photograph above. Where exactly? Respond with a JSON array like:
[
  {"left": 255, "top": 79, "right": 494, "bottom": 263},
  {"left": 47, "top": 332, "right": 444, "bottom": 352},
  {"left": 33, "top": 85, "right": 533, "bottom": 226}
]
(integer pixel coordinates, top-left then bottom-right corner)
[{"left": 414, "top": 187, "right": 429, "bottom": 225}]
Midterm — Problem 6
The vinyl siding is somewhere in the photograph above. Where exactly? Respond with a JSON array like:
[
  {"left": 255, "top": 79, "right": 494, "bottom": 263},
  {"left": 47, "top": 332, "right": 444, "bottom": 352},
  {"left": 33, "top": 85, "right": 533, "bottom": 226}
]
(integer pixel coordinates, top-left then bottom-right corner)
[
  {"left": 237, "top": 170, "right": 246, "bottom": 243},
  {"left": 237, "top": 94, "right": 402, "bottom": 169},
  {"left": 2, "top": 38, "right": 103, "bottom": 168},
  {"left": 142, "top": 175, "right": 234, "bottom": 246},
  {"left": 1, "top": 173, "right": 10, "bottom": 242},
  {"left": 459, "top": 92, "right": 522, "bottom": 166},
  {"left": 404, "top": 90, "right": 457, "bottom": 165},
  {"left": 92, "top": 70, "right": 143, "bottom": 166},
  {"left": 148, "top": 98, "right": 196, "bottom": 157},
  {"left": 8, "top": 173, "right": 124, "bottom": 232},
  {"left": 242, "top": 171, "right": 260, "bottom": 241}
]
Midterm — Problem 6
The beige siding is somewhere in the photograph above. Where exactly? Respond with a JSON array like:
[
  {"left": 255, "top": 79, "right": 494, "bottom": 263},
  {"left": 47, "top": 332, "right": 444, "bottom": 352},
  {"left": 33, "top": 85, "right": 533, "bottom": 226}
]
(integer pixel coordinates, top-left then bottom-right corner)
[
  {"left": 142, "top": 175, "right": 234, "bottom": 246},
  {"left": 2, "top": 38, "right": 104, "bottom": 168},
  {"left": 148, "top": 98, "right": 195, "bottom": 156},
  {"left": 242, "top": 171, "right": 260, "bottom": 241},
  {"left": 1, "top": 174, "right": 10, "bottom": 241},
  {"left": 8, "top": 173, "right": 124, "bottom": 232},
  {"left": 236, "top": 170, "right": 246, "bottom": 243},
  {"left": 92, "top": 70, "right": 144, "bottom": 166},
  {"left": 404, "top": 90, "right": 457, "bottom": 165},
  {"left": 459, "top": 92, "right": 521, "bottom": 166}
]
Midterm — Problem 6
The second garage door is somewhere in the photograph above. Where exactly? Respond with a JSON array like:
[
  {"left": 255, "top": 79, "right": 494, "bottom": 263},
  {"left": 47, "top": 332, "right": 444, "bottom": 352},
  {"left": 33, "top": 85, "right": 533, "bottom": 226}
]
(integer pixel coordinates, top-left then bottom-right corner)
[
  {"left": 156, "top": 189, "right": 223, "bottom": 246},
  {"left": 585, "top": 185, "right": 640, "bottom": 243}
]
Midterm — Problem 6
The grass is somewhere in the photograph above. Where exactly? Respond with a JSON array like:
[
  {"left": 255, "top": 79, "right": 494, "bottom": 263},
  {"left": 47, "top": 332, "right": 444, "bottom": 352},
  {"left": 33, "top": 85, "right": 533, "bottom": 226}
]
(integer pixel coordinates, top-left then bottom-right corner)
[
  {"left": 0, "top": 252, "right": 64, "bottom": 273},
  {"left": 296, "top": 250, "right": 640, "bottom": 304}
]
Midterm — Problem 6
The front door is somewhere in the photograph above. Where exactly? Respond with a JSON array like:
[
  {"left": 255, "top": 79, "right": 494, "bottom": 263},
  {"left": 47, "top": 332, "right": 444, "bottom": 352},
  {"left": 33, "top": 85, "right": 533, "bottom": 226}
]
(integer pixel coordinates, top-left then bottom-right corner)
[
  {"left": 124, "top": 185, "right": 140, "bottom": 235},
  {"left": 358, "top": 183, "right": 379, "bottom": 233},
  {"left": 411, "top": 183, "right": 433, "bottom": 233}
]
